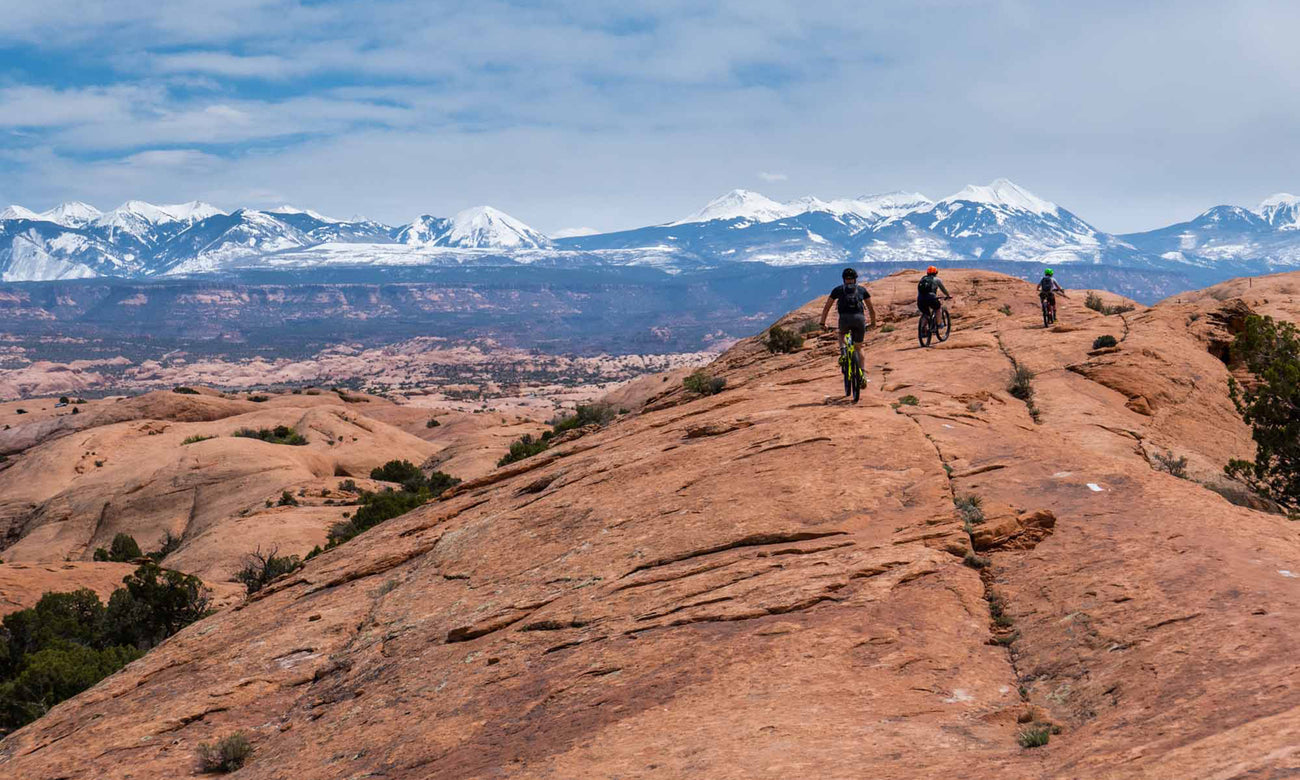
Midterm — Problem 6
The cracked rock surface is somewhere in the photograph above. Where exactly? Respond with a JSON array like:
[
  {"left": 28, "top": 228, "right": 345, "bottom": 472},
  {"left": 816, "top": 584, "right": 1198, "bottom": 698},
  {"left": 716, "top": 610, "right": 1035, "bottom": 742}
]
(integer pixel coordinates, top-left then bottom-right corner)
[{"left": 3, "top": 270, "right": 1300, "bottom": 779}]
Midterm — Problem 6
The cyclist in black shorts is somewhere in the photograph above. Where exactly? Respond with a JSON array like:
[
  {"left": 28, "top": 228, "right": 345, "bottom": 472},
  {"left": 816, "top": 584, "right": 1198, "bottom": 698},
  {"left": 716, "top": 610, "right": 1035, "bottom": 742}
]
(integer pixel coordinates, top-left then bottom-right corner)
[
  {"left": 917, "top": 266, "right": 951, "bottom": 319},
  {"left": 819, "top": 267, "right": 877, "bottom": 380}
]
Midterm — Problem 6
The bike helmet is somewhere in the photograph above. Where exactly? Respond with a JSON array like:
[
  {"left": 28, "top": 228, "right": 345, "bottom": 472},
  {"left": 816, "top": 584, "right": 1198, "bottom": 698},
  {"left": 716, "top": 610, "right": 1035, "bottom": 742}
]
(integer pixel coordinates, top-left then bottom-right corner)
[
  {"left": 842, "top": 267, "right": 857, "bottom": 280},
  {"left": 1045, "top": 268, "right": 1054, "bottom": 276},
  {"left": 926, "top": 266, "right": 939, "bottom": 275}
]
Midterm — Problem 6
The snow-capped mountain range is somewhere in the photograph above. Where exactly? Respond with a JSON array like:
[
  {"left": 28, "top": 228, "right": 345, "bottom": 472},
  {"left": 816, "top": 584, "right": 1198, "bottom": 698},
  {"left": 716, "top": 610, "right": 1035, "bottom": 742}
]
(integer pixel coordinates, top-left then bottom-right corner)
[{"left": 3, "top": 179, "right": 1300, "bottom": 282}]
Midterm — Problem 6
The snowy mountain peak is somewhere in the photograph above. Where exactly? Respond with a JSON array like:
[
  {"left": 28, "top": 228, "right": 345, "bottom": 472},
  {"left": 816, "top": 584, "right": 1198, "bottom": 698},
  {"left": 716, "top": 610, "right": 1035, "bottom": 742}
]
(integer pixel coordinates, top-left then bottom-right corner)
[
  {"left": 161, "top": 201, "right": 225, "bottom": 223},
  {"left": 943, "top": 179, "right": 1059, "bottom": 216},
  {"left": 443, "top": 206, "right": 551, "bottom": 249},
  {"left": 395, "top": 215, "right": 448, "bottom": 246},
  {"left": 96, "top": 200, "right": 224, "bottom": 229},
  {"left": 841, "top": 191, "right": 933, "bottom": 220},
  {"left": 673, "top": 189, "right": 796, "bottom": 225},
  {"left": 395, "top": 207, "right": 550, "bottom": 249},
  {"left": 268, "top": 205, "right": 340, "bottom": 223},
  {"left": 1256, "top": 193, "right": 1300, "bottom": 229},
  {"left": 1257, "top": 193, "right": 1299, "bottom": 210},
  {"left": 0, "top": 205, "right": 40, "bottom": 221},
  {"left": 40, "top": 202, "right": 102, "bottom": 227}
]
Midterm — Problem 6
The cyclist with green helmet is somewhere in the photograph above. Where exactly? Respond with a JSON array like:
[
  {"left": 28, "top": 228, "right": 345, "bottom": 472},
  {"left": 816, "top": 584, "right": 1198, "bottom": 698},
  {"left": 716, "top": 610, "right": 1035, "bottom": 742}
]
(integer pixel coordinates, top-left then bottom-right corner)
[{"left": 1037, "top": 268, "right": 1068, "bottom": 322}]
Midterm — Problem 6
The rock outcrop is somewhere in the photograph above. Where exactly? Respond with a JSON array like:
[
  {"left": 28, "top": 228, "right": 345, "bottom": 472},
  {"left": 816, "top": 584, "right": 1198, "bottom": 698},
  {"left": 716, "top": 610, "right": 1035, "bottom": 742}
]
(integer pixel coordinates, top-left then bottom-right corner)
[{"left": 2, "top": 270, "right": 1299, "bottom": 779}]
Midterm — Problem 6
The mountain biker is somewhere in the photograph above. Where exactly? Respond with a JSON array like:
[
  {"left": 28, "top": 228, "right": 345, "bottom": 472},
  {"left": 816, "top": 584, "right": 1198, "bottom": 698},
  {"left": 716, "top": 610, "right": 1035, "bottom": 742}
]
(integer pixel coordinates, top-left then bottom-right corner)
[
  {"left": 1038, "top": 268, "right": 1067, "bottom": 320},
  {"left": 820, "top": 267, "right": 877, "bottom": 383},
  {"left": 917, "top": 266, "right": 951, "bottom": 322}
]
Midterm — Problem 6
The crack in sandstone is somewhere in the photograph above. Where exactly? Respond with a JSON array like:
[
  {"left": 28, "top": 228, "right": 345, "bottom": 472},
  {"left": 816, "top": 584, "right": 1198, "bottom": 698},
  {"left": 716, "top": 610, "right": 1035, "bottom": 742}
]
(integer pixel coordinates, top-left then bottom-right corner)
[
  {"left": 621, "top": 531, "right": 849, "bottom": 578},
  {"left": 733, "top": 436, "right": 832, "bottom": 461}
]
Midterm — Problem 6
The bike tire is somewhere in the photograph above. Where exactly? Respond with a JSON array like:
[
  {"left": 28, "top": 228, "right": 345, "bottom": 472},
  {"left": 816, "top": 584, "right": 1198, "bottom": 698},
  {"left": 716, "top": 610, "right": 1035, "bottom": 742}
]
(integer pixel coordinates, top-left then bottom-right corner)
[
  {"left": 918, "top": 314, "right": 933, "bottom": 348},
  {"left": 1042, "top": 301, "right": 1051, "bottom": 328},
  {"left": 852, "top": 362, "right": 862, "bottom": 403},
  {"left": 938, "top": 309, "right": 951, "bottom": 342},
  {"left": 842, "top": 350, "right": 853, "bottom": 397}
]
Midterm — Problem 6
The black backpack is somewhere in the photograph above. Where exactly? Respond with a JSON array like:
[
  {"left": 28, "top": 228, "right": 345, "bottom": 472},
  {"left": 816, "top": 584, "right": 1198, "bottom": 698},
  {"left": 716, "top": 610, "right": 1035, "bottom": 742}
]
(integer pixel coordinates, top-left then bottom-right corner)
[
  {"left": 837, "top": 285, "right": 866, "bottom": 315},
  {"left": 918, "top": 276, "right": 937, "bottom": 296},
  {"left": 1038, "top": 277, "right": 1054, "bottom": 294}
]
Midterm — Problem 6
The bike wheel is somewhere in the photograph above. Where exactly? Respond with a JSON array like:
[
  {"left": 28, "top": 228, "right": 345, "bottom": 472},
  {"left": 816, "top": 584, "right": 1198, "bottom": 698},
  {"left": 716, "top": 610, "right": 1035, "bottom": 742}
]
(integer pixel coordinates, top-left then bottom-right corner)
[
  {"left": 1042, "top": 301, "right": 1051, "bottom": 328},
  {"left": 918, "top": 315, "right": 933, "bottom": 347},
  {"left": 938, "top": 309, "right": 951, "bottom": 342},
  {"left": 842, "top": 351, "right": 853, "bottom": 397}
]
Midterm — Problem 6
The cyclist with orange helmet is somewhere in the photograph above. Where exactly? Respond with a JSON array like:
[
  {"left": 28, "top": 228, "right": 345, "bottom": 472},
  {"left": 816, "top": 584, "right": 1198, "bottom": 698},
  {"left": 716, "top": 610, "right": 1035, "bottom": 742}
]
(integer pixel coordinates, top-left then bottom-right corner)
[{"left": 917, "top": 266, "right": 951, "bottom": 320}]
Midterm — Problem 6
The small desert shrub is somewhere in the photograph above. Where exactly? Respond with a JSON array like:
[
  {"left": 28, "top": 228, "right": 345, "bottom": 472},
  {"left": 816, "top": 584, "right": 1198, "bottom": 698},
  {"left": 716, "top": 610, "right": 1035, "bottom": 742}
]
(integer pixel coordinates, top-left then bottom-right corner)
[
  {"left": 147, "top": 531, "right": 183, "bottom": 562},
  {"left": 93, "top": 533, "right": 142, "bottom": 563},
  {"left": 233, "top": 426, "right": 307, "bottom": 446},
  {"left": 248, "top": 395, "right": 269, "bottom": 403},
  {"left": 1189, "top": 312, "right": 1201, "bottom": 322},
  {"left": 1018, "top": 724, "right": 1051, "bottom": 748},
  {"left": 14, "top": 409, "right": 26, "bottom": 415},
  {"left": 1008, "top": 364, "right": 1034, "bottom": 402},
  {"left": 998, "top": 304, "right": 1012, "bottom": 316},
  {"left": 338, "top": 479, "right": 358, "bottom": 493},
  {"left": 181, "top": 434, "right": 214, "bottom": 445},
  {"left": 58, "top": 396, "right": 69, "bottom": 404},
  {"left": 552, "top": 403, "right": 617, "bottom": 433},
  {"left": 173, "top": 387, "right": 199, "bottom": 395},
  {"left": 797, "top": 319, "right": 821, "bottom": 335},
  {"left": 1092, "top": 335, "right": 1118, "bottom": 349},
  {"left": 276, "top": 491, "right": 299, "bottom": 507},
  {"left": 897, "top": 395, "right": 919, "bottom": 406},
  {"left": 325, "top": 489, "right": 428, "bottom": 548},
  {"left": 954, "top": 495, "right": 984, "bottom": 525},
  {"left": 197, "top": 733, "right": 253, "bottom": 773},
  {"left": 683, "top": 370, "right": 726, "bottom": 396},
  {"left": 1085, "top": 292, "right": 1134, "bottom": 316},
  {"left": 71, "top": 407, "right": 79, "bottom": 415},
  {"left": 499, "top": 433, "right": 551, "bottom": 466},
  {"left": 235, "top": 548, "right": 303, "bottom": 595},
  {"left": 426, "top": 418, "right": 441, "bottom": 428},
  {"left": 963, "top": 551, "right": 990, "bottom": 569},
  {"left": 987, "top": 592, "right": 1011, "bottom": 626},
  {"left": 1153, "top": 450, "right": 1188, "bottom": 479},
  {"left": 879, "top": 324, "right": 896, "bottom": 333},
  {"left": 764, "top": 325, "right": 804, "bottom": 354},
  {"left": 966, "top": 400, "right": 984, "bottom": 413},
  {"left": 370, "top": 460, "right": 460, "bottom": 494}
]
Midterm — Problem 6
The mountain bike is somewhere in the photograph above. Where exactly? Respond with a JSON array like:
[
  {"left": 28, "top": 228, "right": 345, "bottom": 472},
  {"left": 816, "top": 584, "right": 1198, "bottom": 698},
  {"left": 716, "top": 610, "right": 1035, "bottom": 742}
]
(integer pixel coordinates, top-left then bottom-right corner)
[
  {"left": 917, "top": 299, "right": 952, "bottom": 347},
  {"left": 839, "top": 332, "right": 866, "bottom": 403},
  {"left": 1041, "top": 294, "right": 1057, "bottom": 327}
]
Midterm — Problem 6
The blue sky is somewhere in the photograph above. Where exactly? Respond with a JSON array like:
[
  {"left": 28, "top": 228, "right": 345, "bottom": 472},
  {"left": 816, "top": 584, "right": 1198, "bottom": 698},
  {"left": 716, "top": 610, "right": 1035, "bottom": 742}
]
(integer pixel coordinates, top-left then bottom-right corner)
[{"left": 1, "top": 0, "right": 1299, "bottom": 234}]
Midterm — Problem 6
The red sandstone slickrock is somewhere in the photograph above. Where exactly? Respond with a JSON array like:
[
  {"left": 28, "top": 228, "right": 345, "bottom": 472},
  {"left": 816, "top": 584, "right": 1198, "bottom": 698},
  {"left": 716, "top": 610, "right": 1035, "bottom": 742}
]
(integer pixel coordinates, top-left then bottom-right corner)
[{"left": 1, "top": 269, "right": 1299, "bottom": 779}]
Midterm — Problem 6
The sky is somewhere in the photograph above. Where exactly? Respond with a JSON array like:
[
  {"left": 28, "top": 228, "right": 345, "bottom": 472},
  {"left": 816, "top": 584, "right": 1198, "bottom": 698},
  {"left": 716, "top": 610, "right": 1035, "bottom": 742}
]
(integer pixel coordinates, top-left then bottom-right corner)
[{"left": 1, "top": 0, "right": 1299, "bottom": 235}]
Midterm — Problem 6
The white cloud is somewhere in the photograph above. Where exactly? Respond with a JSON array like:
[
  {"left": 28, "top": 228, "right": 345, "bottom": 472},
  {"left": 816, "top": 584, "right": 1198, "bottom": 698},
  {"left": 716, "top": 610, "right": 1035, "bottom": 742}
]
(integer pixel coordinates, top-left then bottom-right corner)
[{"left": 4, "top": 1, "right": 1300, "bottom": 232}]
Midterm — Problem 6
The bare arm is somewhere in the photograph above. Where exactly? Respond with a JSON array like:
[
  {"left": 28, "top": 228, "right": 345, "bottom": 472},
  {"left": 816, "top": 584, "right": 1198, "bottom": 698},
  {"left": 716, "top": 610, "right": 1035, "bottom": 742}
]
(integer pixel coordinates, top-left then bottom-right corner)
[
  {"left": 866, "top": 298, "right": 877, "bottom": 329},
  {"left": 936, "top": 279, "right": 951, "bottom": 298},
  {"left": 819, "top": 296, "right": 835, "bottom": 329}
]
